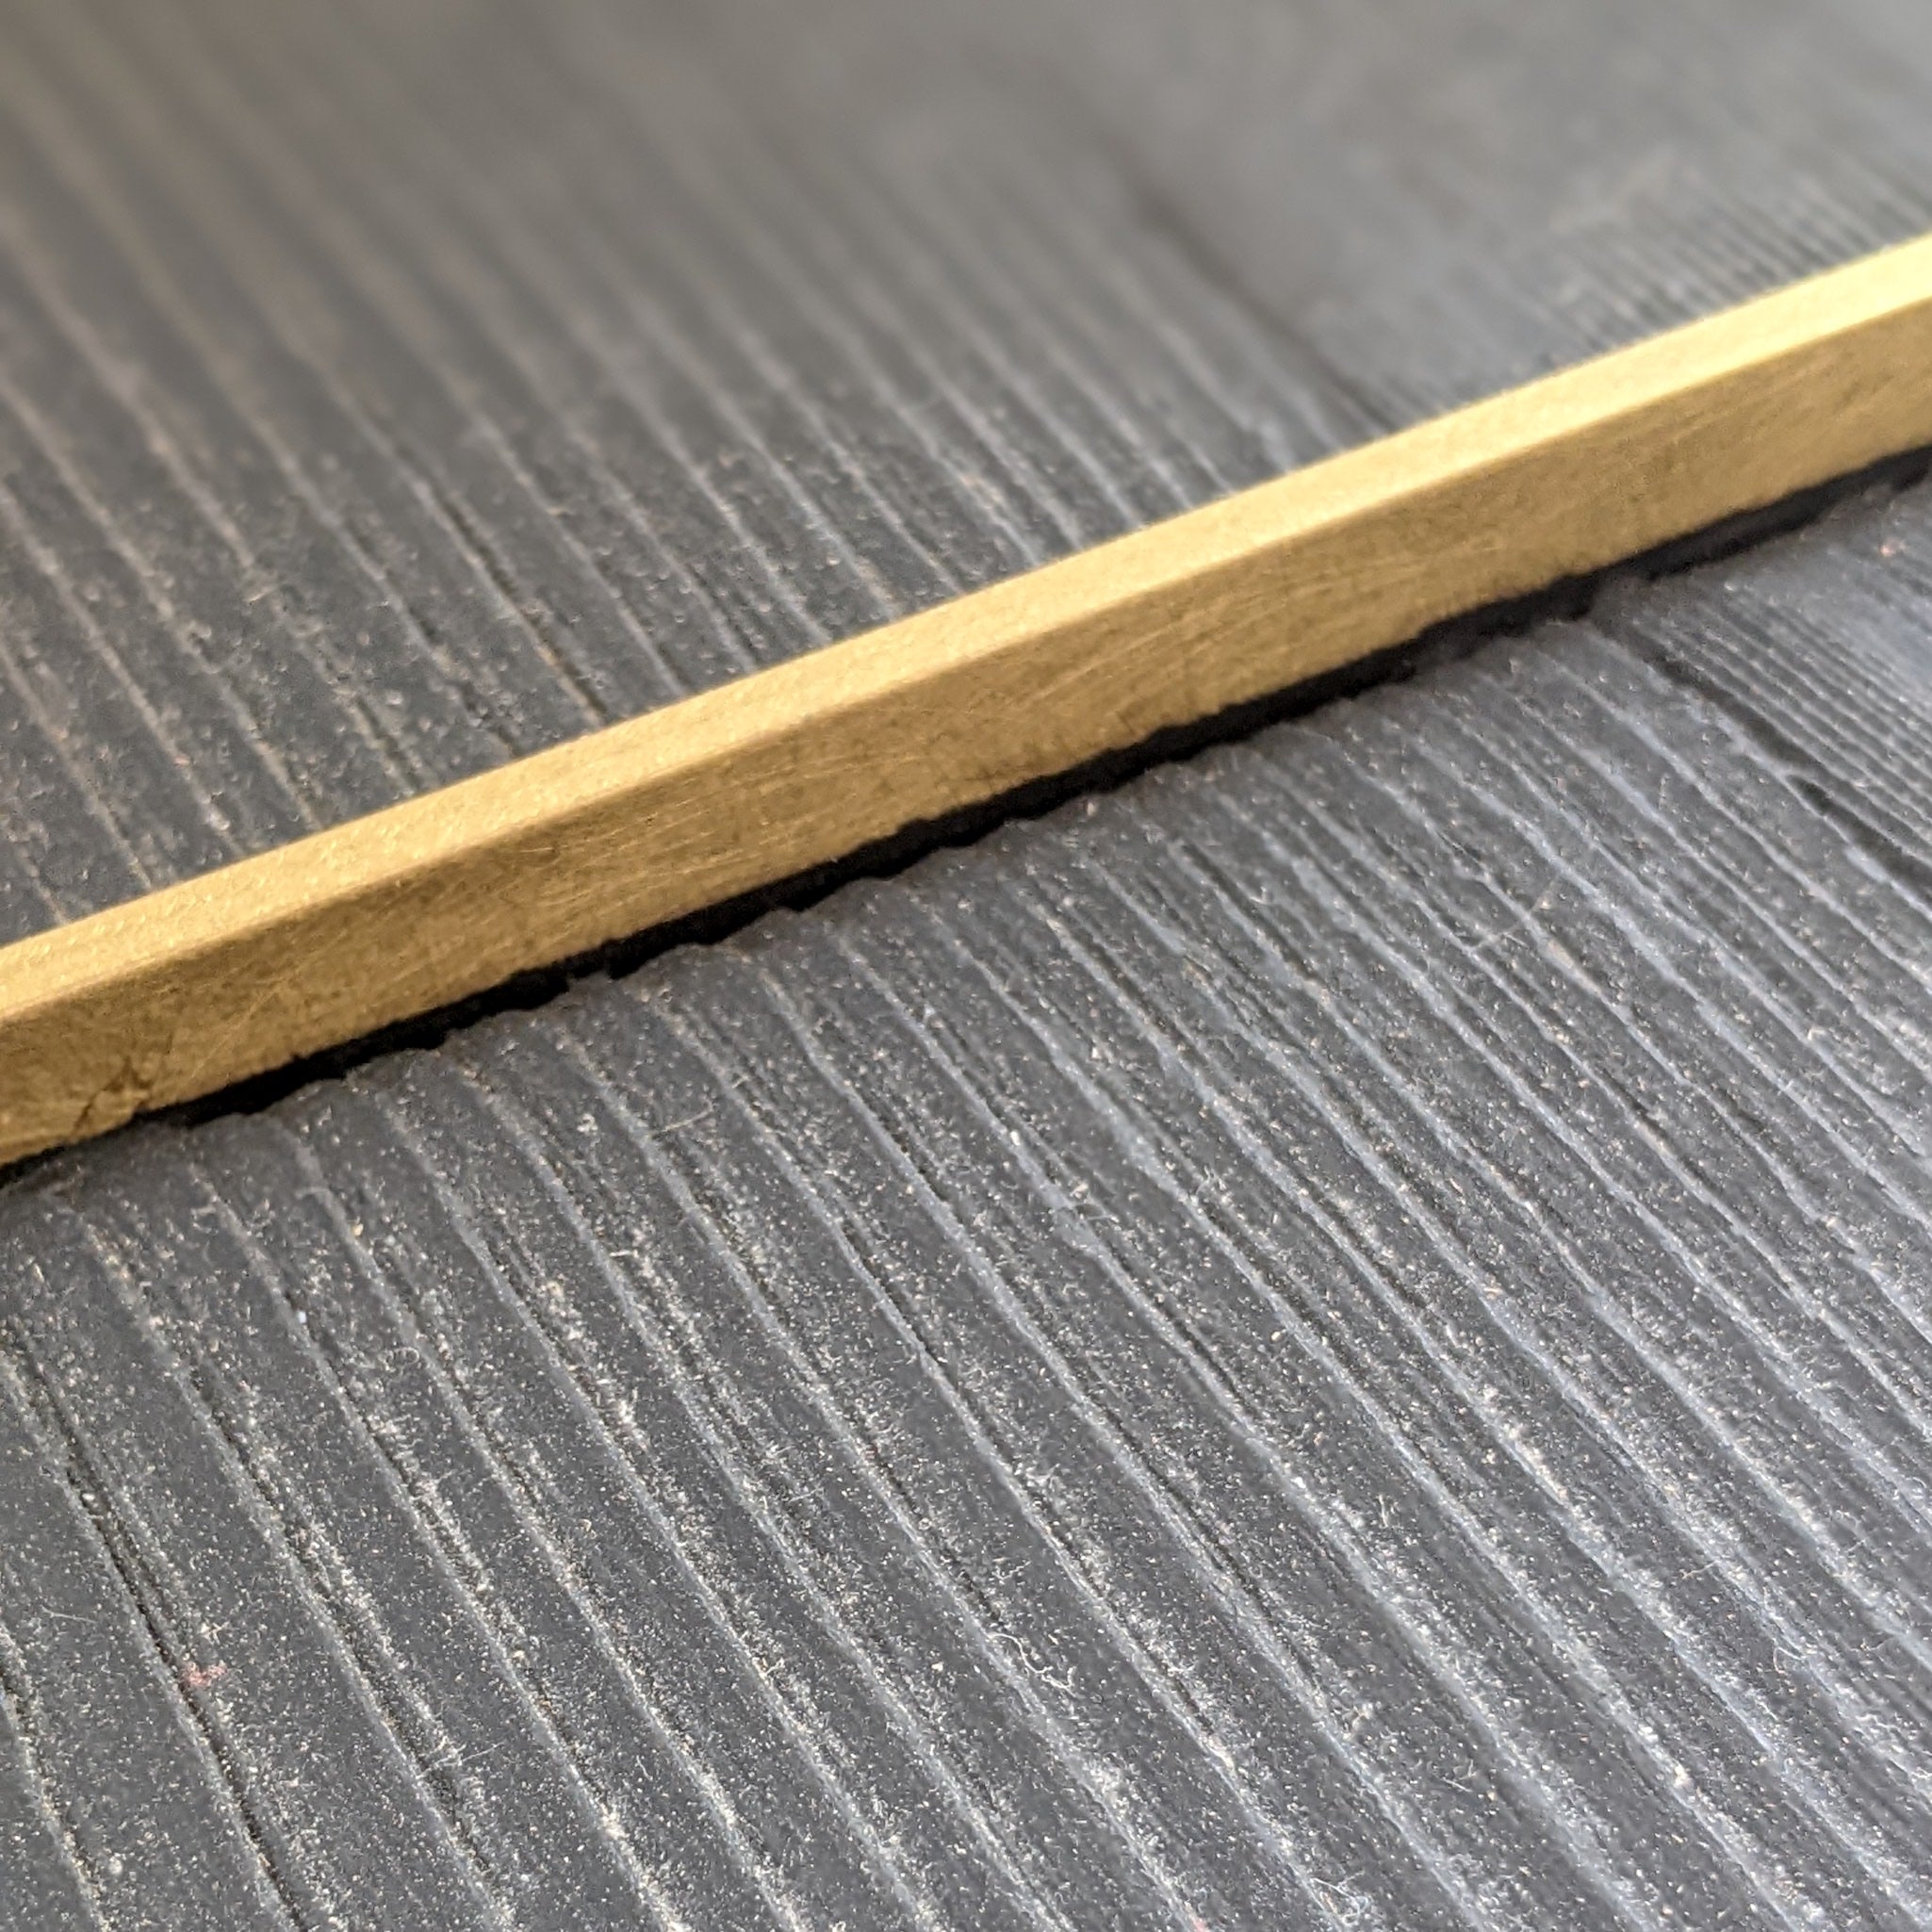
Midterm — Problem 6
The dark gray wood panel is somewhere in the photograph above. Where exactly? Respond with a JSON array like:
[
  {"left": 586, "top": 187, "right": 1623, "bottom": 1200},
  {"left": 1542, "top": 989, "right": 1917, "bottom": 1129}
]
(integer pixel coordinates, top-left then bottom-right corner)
[
  {"left": 8, "top": 5, "right": 1932, "bottom": 1925},
  {"left": 7, "top": 472, "right": 1932, "bottom": 1928},
  {"left": 6, "top": 0, "right": 1932, "bottom": 940}
]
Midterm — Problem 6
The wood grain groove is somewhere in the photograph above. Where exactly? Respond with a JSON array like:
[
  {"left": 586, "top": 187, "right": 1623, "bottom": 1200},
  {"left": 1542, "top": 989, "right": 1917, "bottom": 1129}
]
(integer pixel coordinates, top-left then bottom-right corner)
[{"left": 8, "top": 233, "right": 1932, "bottom": 1167}]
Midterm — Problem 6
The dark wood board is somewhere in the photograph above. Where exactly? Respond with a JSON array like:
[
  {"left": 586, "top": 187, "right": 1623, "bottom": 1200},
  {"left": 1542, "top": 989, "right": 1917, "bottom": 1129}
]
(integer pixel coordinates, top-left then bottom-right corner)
[
  {"left": 5, "top": 0, "right": 1932, "bottom": 938},
  {"left": 4, "top": 2, "right": 1932, "bottom": 1926}
]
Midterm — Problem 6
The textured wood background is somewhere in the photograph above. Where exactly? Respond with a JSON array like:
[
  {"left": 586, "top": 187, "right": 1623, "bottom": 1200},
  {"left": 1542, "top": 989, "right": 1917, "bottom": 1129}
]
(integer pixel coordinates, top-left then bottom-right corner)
[
  {"left": 12, "top": 240, "right": 1932, "bottom": 1168},
  {"left": 5, "top": 3, "right": 1932, "bottom": 1927},
  {"left": 6, "top": 0, "right": 1932, "bottom": 940}
]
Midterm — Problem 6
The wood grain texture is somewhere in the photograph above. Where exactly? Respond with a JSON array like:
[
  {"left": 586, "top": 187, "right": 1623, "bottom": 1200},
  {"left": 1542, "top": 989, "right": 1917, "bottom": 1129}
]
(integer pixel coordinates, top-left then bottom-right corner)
[
  {"left": 9, "top": 468, "right": 1932, "bottom": 1928},
  {"left": 7, "top": 232, "right": 1932, "bottom": 1166},
  {"left": 0, "top": 0, "right": 1367, "bottom": 948},
  {"left": 13, "top": 0, "right": 1932, "bottom": 949}
]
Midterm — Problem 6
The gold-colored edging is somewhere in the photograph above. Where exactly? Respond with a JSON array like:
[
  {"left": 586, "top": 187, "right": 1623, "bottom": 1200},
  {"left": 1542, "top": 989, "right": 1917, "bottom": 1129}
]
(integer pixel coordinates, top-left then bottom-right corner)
[{"left": 8, "top": 234, "right": 1932, "bottom": 1167}]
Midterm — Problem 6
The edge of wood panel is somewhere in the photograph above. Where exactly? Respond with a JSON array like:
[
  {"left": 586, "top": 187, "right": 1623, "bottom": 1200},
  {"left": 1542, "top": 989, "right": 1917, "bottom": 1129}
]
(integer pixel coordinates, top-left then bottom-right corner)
[{"left": 8, "top": 233, "right": 1932, "bottom": 1167}]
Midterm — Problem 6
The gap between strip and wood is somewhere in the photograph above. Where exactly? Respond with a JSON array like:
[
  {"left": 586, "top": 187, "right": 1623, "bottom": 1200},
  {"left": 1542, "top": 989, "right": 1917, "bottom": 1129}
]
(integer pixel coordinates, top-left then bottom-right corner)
[{"left": 8, "top": 233, "right": 1932, "bottom": 1171}]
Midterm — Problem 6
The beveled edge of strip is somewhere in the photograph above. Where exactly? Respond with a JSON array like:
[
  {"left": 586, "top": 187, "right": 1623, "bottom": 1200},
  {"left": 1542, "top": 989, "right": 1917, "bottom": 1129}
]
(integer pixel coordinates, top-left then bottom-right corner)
[{"left": 8, "top": 231, "right": 1932, "bottom": 1167}]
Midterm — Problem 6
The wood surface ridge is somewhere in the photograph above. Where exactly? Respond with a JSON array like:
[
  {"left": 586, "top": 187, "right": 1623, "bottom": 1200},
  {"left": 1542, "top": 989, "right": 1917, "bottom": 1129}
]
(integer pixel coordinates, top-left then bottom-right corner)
[{"left": 8, "top": 233, "right": 1932, "bottom": 1168}]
